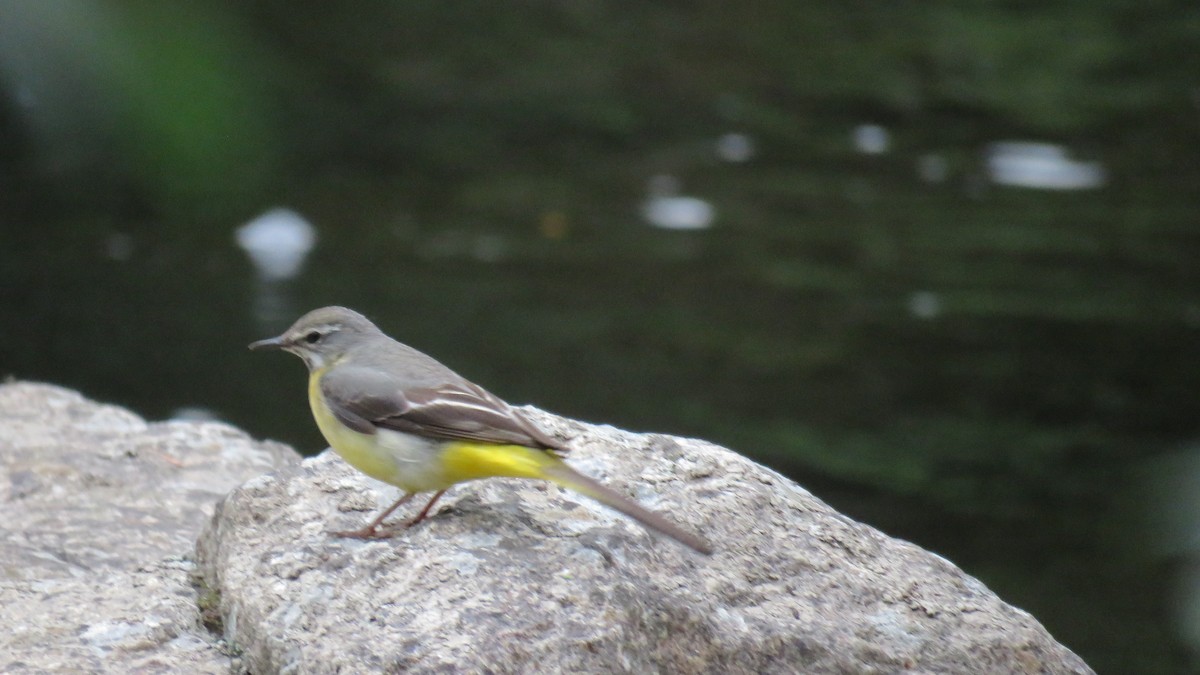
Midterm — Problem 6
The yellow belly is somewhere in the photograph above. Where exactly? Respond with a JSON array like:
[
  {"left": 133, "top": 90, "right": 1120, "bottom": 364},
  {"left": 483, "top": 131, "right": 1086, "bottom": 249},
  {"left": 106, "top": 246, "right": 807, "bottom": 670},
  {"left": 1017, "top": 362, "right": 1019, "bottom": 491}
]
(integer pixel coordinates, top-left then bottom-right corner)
[
  {"left": 306, "top": 369, "right": 560, "bottom": 493},
  {"left": 308, "top": 369, "right": 447, "bottom": 492}
]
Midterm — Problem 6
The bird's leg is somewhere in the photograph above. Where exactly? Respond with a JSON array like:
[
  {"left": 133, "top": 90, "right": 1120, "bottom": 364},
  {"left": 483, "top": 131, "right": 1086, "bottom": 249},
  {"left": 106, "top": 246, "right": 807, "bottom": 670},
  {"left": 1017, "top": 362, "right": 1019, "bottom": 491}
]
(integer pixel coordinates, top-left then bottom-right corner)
[
  {"left": 403, "top": 489, "right": 447, "bottom": 528},
  {"left": 369, "top": 489, "right": 450, "bottom": 538},
  {"left": 332, "top": 492, "right": 415, "bottom": 539}
]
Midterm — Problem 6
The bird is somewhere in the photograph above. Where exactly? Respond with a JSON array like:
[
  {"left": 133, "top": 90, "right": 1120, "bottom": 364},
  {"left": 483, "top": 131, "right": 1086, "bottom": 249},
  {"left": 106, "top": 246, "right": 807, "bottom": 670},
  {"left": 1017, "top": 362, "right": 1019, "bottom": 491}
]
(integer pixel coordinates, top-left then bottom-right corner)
[{"left": 249, "top": 306, "right": 712, "bottom": 554}]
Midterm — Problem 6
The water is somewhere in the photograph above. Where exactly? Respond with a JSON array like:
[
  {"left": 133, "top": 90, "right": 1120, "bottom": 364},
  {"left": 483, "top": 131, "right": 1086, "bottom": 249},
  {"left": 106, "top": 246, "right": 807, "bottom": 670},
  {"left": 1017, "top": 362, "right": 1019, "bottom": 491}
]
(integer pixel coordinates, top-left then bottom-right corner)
[{"left": 2, "top": 4, "right": 1198, "bottom": 672}]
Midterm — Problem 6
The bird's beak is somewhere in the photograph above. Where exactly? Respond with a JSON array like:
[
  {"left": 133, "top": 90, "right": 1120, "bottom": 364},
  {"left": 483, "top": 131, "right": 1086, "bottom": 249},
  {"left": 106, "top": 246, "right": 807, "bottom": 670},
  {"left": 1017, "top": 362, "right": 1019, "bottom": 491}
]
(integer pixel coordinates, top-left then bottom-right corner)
[{"left": 248, "top": 335, "right": 286, "bottom": 351}]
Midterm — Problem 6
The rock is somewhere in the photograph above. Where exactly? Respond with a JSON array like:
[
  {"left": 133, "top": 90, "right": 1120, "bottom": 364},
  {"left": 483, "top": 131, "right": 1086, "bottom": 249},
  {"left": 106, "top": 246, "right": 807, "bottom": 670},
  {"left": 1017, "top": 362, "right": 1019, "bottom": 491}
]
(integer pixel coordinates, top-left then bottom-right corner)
[
  {"left": 0, "top": 382, "right": 300, "bottom": 673},
  {"left": 196, "top": 408, "right": 1093, "bottom": 674},
  {"left": 0, "top": 381, "right": 1092, "bottom": 673}
]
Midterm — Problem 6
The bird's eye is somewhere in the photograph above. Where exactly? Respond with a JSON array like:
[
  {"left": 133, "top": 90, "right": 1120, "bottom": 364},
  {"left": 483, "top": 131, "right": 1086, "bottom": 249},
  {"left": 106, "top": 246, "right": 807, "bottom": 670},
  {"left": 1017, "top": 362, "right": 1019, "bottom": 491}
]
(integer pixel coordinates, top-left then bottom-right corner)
[{"left": 304, "top": 331, "right": 322, "bottom": 344}]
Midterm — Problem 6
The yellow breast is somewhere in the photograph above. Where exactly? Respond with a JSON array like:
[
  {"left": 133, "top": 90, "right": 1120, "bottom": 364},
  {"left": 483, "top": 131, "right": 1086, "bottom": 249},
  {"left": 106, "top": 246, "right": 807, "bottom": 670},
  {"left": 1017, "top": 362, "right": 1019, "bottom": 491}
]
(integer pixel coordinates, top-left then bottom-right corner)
[
  {"left": 307, "top": 368, "right": 448, "bottom": 492},
  {"left": 305, "top": 368, "right": 558, "bottom": 494}
]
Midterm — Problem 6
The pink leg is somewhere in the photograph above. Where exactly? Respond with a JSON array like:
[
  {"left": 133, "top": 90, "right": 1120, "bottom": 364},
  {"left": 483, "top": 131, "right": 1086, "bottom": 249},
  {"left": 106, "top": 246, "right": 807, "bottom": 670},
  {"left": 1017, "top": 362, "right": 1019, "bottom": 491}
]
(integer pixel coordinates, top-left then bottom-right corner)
[
  {"left": 403, "top": 489, "right": 448, "bottom": 528},
  {"left": 332, "top": 492, "right": 415, "bottom": 539}
]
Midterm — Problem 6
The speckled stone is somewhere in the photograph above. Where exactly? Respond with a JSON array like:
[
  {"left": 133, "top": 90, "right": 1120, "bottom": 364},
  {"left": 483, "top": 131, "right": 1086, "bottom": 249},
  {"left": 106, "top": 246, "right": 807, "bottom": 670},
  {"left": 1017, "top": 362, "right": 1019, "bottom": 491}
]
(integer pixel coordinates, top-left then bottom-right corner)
[
  {"left": 196, "top": 407, "right": 1094, "bottom": 675},
  {"left": 0, "top": 382, "right": 300, "bottom": 674}
]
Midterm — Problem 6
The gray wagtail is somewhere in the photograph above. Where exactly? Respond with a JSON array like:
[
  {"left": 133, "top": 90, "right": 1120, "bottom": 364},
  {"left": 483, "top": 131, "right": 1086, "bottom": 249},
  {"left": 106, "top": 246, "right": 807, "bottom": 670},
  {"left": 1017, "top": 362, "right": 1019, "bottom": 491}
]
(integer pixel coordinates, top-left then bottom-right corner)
[{"left": 250, "top": 306, "right": 712, "bottom": 554}]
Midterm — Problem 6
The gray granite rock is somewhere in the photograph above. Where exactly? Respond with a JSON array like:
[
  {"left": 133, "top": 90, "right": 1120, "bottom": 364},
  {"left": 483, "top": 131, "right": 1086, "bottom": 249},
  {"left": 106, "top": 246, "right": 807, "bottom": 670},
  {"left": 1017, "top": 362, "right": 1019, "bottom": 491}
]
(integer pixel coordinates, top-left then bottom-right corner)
[
  {"left": 196, "top": 408, "right": 1094, "bottom": 674},
  {"left": 0, "top": 382, "right": 300, "bottom": 674}
]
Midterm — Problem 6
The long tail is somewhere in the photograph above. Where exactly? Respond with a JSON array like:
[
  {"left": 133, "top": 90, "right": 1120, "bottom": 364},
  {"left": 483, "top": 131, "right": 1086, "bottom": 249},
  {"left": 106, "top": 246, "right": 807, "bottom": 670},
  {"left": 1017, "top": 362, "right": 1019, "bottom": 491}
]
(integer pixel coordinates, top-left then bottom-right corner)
[
  {"left": 441, "top": 442, "right": 713, "bottom": 555},
  {"left": 540, "top": 462, "right": 713, "bottom": 555}
]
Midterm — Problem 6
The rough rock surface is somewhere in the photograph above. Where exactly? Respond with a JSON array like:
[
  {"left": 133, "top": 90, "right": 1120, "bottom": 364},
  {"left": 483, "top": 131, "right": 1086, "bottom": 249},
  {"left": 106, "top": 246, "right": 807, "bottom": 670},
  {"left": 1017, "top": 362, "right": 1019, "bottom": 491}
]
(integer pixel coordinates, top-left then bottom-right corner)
[
  {"left": 196, "top": 408, "right": 1093, "bottom": 674},
  {"left": 0, "top": 382, "right": 300, "bottom": 673}
]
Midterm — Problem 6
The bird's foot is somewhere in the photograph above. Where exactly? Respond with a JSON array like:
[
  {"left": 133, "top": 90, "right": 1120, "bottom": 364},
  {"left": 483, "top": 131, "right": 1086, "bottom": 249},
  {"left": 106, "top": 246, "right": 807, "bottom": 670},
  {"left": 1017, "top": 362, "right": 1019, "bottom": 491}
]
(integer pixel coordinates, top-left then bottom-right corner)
[
  {"left": 331, "top": 519, "right": 426, "bottom": 540},
  {"left": 330, "top": 525, "right": 394, "bottom": 540}
]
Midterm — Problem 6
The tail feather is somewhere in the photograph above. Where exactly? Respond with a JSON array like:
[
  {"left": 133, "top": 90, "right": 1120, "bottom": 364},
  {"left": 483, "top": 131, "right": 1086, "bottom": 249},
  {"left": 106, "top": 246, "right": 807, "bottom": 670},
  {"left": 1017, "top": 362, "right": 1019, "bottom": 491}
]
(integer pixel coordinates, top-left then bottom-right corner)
[
  {"left": 541, "top": 462, "right": 713, "bottom": 555},
  {"left": 440, "top": 441, "right": 712, "bottom": 554}
]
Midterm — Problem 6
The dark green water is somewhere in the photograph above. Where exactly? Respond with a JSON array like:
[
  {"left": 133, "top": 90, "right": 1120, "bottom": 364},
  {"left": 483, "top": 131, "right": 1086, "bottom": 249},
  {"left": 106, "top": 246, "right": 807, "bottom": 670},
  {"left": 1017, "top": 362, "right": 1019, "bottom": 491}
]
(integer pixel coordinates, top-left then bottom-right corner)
[{"left": 2, "top": 3, "right": 1198, "bottom": 672}]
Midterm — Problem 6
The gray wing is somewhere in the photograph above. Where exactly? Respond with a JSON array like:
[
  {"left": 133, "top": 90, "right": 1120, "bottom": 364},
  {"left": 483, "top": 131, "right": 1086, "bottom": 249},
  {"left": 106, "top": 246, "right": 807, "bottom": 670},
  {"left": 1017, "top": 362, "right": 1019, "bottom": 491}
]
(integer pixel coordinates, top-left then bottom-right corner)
[{"left": 320, "top": 365, "right": 564, "bottom": 451}]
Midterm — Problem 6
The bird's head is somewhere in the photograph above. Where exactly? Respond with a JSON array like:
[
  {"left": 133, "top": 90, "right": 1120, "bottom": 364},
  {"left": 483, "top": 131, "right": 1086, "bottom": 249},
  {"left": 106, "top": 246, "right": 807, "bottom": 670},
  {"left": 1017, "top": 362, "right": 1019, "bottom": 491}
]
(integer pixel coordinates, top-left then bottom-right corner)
[{"left": 249, "top": 305, "right": 382, "bottom": 370}]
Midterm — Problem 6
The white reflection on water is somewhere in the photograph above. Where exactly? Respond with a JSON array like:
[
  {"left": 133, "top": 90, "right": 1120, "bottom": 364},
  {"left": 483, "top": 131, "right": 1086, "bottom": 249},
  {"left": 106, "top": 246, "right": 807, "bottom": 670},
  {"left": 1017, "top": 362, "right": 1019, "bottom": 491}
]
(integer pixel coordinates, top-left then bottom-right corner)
[
  {"left": 236, "top": 207, "right": 317, "bottom": 326},
  {"left": 853, "top": 124, "right": 890, "bottom": 155},
  {"left": 908, "top": 291, "right": 941, "bottom": 319},
  {"left": 642, "top": 174, "right": 715, "bottom": 231},
  {"left": 716, "top": 132, "right": 755, "bottom": 163},
  {"left": 986, "top": 142, "right": 1105, "bottom": 190},
  {"left": 236, "top": 208, "right": 317, "bottom": 281}
]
